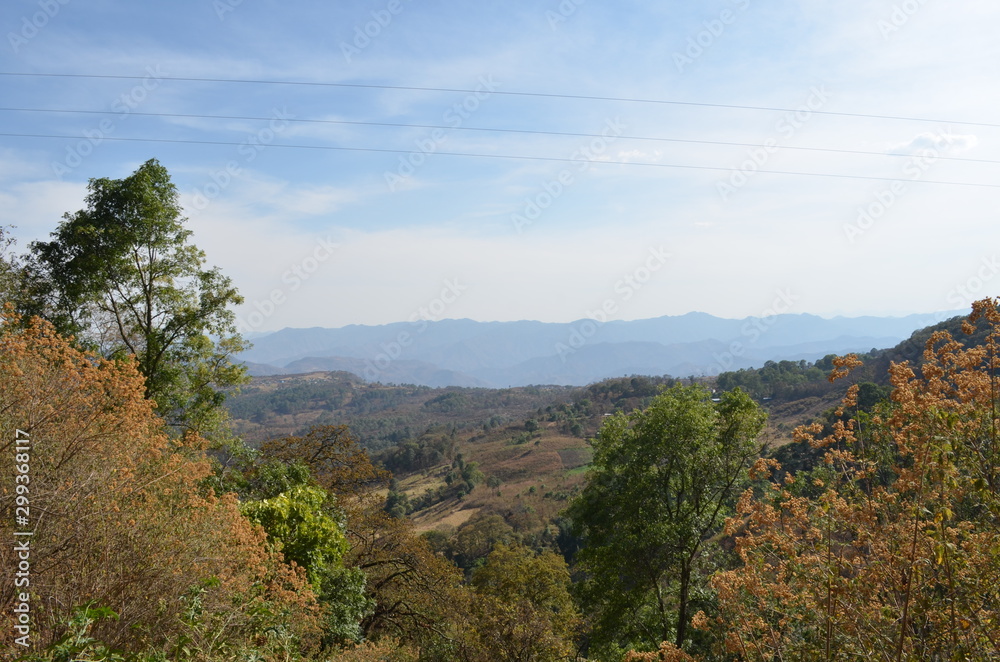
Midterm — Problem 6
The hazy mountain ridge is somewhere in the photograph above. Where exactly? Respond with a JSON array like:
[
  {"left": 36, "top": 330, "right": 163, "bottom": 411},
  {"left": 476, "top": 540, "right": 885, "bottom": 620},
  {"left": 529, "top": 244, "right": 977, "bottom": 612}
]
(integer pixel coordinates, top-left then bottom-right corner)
[{"left": 238, "top": 311, "right": 959, "bottom": 387}]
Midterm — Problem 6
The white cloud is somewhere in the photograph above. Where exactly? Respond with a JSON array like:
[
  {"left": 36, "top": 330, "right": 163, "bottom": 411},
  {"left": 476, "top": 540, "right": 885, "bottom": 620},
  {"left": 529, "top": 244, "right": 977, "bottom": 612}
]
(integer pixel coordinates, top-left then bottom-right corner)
[{"left": 890, "top": 131, "right": 979, "bottom": 155}]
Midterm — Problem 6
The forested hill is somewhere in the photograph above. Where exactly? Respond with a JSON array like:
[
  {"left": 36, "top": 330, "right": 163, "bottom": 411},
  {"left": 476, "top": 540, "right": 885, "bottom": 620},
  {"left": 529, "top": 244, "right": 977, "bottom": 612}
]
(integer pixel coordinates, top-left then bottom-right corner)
[
  {"left": 227, "top": 371, "right": 579, "bottom": 449},
  {"left": 226, "top": 371, "right": 681, "bottom": 450},
  {"left": 226, "top": 311, "right": 980, "bottom": 463},
  {"left": 713, "top": 312, "right": 971, "bottom": 397}
]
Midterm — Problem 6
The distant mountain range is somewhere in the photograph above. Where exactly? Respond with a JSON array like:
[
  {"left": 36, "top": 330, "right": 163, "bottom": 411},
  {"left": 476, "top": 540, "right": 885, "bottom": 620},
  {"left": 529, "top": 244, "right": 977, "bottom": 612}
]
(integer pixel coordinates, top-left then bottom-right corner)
[{"left": 238, "top": 311, "right": 964, "bottom": 387}]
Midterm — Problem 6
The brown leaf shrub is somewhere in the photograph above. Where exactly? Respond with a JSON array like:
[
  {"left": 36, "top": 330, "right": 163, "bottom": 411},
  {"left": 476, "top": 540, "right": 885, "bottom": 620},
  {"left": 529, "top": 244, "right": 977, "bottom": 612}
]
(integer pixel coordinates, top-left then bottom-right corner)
[
  {"left": 712, "top": 300, "right": 1000, "bottom": 660},
  {"left": 0, "top": 314, "right": 319, "bottom": 657}
]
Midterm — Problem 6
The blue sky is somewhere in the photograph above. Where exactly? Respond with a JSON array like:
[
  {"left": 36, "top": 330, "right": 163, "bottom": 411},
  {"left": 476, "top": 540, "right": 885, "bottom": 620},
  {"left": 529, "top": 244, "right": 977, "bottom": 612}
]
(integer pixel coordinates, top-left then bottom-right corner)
[{"left": 1, "top": 0, "right": 998, "bottom": 332}]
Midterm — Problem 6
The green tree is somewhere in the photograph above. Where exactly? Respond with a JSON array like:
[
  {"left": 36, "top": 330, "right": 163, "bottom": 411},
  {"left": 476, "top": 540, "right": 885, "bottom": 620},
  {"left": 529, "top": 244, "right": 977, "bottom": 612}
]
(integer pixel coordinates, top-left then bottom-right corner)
[
  {"left": 241, "top": 485, "right": 350, "bottom": 582},
  {"left": 455, "top": 543, "right": 581, "bottom": 662},
  {"left": 241, "top": 484, "right": 372, "bottom": 645},
  {"left": 29, "top": 158, "right": 247, "bottom": 438},
  {"left": 0, "top": 225, "right": 21, "bottom": 305},
  {"left": 449, "top": 513, "right": 519, "bottom": 572},
  {"left": 567, "top": 384, "right": 765, "bottom": 657}
]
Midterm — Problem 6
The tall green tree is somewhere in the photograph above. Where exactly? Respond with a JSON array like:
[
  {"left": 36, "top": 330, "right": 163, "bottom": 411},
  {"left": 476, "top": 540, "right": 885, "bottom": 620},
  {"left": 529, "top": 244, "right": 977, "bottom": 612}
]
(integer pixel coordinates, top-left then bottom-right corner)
[
  {"left": 29, "top": 158, "right": 247, "bottom": 438},
  {"left": 567, "top": 384, "right": 765, "bottom": 658}
]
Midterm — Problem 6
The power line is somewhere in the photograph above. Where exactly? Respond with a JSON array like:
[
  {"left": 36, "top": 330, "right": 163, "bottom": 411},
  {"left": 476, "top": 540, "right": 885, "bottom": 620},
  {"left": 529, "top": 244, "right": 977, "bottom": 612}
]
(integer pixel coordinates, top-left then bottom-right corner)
[
  {"left": 3, "top": 106, "right": 998, "bottom": 166},
  {"left": 3, "top": 131, "right": 998, "bottom": 188},
  {"left": 1, "top": 71, "right": 997, "bottom": 129}
]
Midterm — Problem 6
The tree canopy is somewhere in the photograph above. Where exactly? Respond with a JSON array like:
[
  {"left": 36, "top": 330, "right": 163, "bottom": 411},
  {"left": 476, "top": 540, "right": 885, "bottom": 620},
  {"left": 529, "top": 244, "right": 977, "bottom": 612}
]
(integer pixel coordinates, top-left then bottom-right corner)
[
  {"left": 28, "top": 158, "right": 247, "bottom": 438},
  {"left": 568, "top": 384, "right": 766, "bottom": 658}
]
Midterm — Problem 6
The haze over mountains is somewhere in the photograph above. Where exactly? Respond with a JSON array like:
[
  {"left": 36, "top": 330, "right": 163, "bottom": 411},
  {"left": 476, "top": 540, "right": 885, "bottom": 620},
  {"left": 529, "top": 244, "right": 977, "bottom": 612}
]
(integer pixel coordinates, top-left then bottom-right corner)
[{"left": 238, "top": 310, "right": 962, "bottom": 388}]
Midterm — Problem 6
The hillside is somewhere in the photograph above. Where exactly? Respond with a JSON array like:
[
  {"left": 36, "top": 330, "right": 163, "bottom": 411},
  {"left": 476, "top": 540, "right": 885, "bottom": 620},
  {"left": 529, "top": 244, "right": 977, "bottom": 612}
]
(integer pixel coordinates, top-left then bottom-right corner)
[
  {"left": 227, "top": 370, "right": 579, "bottom": 449},
  {"left": 226, "top": 367, "right": 825, "bottom": 536},
  {"left": 226, "top": 311, "right": 982, "bottom": 536},
  {"left": 226, "top": 373, "right": 681, "bottom": 531}
]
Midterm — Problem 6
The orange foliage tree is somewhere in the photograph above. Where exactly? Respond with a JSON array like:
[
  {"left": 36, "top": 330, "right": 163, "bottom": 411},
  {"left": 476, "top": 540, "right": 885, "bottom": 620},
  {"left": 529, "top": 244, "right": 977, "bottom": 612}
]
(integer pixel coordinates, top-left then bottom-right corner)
[
  {"left": 0, "top": 312, "right": 319, "bottom": 658},
  {"left": 261, "top": 424, "right": 390, "bottom": 496},
  {"left": 711, "top": 299, "right": 1000, "bottom": 660}
]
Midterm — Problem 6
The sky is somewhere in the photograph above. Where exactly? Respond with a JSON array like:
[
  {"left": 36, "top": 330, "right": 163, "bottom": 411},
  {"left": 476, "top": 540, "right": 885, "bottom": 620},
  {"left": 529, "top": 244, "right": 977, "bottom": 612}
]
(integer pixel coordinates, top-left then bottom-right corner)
[{"left": 1, "top": 0, "right": 998, "bottom": 333}]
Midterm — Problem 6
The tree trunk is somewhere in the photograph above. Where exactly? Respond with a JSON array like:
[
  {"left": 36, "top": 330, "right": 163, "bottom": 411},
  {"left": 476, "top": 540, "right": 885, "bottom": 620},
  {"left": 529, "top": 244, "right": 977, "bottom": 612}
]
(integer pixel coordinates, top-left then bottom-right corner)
[{"left": 675, "top": 563, "right": 691, "bottom": 649}]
